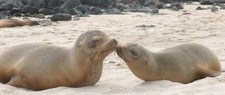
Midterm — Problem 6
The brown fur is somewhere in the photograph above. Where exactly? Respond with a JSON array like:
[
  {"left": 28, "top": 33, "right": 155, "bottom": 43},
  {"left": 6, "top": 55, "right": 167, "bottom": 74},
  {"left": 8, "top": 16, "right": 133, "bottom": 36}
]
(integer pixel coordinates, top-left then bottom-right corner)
[
  {"left": 116, "top": 43, "right": 221, "bottom": 83},
  {"left": 0, "top": 30, "right": 118, "bottom": 90},
  {"left": 0, "top": 19, "right": 39, "bottom": 28}
]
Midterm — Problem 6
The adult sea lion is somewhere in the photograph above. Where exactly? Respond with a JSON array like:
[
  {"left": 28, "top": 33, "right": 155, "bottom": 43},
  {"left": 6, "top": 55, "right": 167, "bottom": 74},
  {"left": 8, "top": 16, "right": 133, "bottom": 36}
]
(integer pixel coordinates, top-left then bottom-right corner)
[
  {"left": 116, "top": 43, "right": 221, "bottom": 83},
  {"left": 0, "top": 30, "right": 118, "bottom": 90},
  {"left": 0, "top": 19, "right": 39, "bottom": 28}
]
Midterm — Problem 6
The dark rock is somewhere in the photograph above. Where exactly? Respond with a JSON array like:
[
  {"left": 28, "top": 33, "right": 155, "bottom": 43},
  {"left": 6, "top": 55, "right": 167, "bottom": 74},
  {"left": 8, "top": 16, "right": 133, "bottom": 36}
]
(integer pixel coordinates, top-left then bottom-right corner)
[
  {"left": 211, "top": 6, "right": 219, "bottom": 12},
  {"left": 2, "top": 3, "right": 14, "bottom": 10},
  {"left": 90, "top": 7, "right": 103, "bottom": 15},
  {"left": 76, "top": 4, "right": 89, "bottom": 14},
  {"left": 23, "top": 13, "right": 32, "bottom": 17},
  {"left": 0, "top": 14, "right": 9, "bottom": 19},
  {"left": 20, "top": 5, "right": 29, "bottom": 13},
  {"left": 115, "top": 3, "right": 130, "bottom": 11},
  {"left": 171, "top": 6, "right": 179, "bottom": 11},
  {"left": 20, "top": 0, "right": 29, "bottom": 5},
  {"left": 33, "top": 14, "right": 45, "bottom": 18},
  {"left": 182, "top": 12, "right": 191, "bottom": 15},
  {"left": 60, "top": 0, "right": 81, "bottom": 11},
  {"left": 4, "top": 0, "right": 23, "bottom": 9},
  {"left": 69, "top": 8, "right": 84, "bottom": 16},
  {"left": 21, "top": 5, "right": 40, "bottom": 14},
  {"left": 0, "top": 11, "right": 10, "bottom": 16},
  {"left": 159, "top": 0, "right": 194, "bottom": 3},
  {"left": 0, "top": 0, "right": 24, "bottom": 10},
  {"left": 81, "top": 0, "right": 115, "bottom": 7},
  {"left": 196, "top": 6, "right": 206, "bottom": 10},
  {"left": 29, "top": 7, "right": 39, "bottom": 14},
  {"left": 108, "top": 61, "right": 115, "bottom": 64},
  {"left": 151, "top": 7, "right": 159, "bottom": 14},
  {"left": 169, "top": 2, "right": 183, "bottom": 11},
  {"left": 136, "top": 24, "right": 155, "bottom": 28},
  {"left": 138, "top": 0, "right": 163, "bottom": 8},
  {"left": 128, "top": 1, "right": 142, "bottom": 9},
  {"left": 139, "top": 0, "right": 154, "bottom": 6},
  {"left": 200, "top": 0, "right": 214, "bottom": 5},
  {"left": 105, "top": 8, "right": 122, "bottom": 14},
  {"left": 119, "top": 0, "right": 134, "bottom": 4},
  {"left": 53, "top": 7, "right": 62, "bottom": 13},
  {"left": 27, "top": 0, "right": 45, "bottom": 8},
  {"left": 220, "top": 4, "right": 225, "bottom": 9},
  {"left": 48, "top": 0, "right": 63, "bottom": 8},
  {"left": 9, "top": 7, "right": 21, "bottom": 15},
  {"left": 13, "top": 13, "right": 22, "bottom": 17},
  {"left": 50, "top": 13, "right": 72, "bottom": 21},
  {"left": 172, "top": 2, "right": 183, "bottom": 9},
  {"left": 131, "top": 7, "right": 152, "bottom": 12},
  {"left": 200, "top": 0, "right": 225, "bottom": 5},
  {"left": 155, "top": 2, "right": 164, "bottom": 9},
  {"left": 116, "top": 64, "right": 121, "bottom": 66},
  {"left": 39, "top": 8, "right": 54, "bottom": 15}
]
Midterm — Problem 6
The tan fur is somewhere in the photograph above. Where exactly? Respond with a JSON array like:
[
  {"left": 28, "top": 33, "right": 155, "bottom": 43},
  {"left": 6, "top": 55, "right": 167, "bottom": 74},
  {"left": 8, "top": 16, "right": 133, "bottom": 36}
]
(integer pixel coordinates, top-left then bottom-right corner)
[
  {"left": 116, "top": 43, "right": 221, "bottom": 83},
  {"left": 0, "top": 30, "right": 118, "bottom": 90},
  {"left": 0, "top": 19, "right": 39, "bottom": 28}
]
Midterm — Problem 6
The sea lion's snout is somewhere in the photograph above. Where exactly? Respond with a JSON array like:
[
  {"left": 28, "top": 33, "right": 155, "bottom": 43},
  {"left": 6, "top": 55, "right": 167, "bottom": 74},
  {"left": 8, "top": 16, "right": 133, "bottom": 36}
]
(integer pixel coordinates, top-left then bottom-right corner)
[
  {"left": 111, "top": 39, "right": 118, "bottom": 47},
  {"left": 116, "top": 46, "right": 124, "bottom": 58}
]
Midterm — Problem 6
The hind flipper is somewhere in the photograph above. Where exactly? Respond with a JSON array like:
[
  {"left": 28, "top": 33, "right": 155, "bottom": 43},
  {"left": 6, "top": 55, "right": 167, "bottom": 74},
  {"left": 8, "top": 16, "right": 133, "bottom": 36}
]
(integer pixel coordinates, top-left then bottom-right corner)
[{"left": 196, "top": 64, "right": 220, "bottom": 77}]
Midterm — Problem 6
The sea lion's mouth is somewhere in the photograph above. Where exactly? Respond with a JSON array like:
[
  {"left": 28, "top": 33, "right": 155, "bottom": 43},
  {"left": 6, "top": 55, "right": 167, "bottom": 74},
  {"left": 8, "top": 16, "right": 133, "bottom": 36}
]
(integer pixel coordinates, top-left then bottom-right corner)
[
  {"left": 90, "top": 39, "right": 118, "bottom": 62},
  {"left": 103, "top": 39, "right": 118, "bottom": 51},
  {"left": 116, "top": 46, "right": 124, "bottom": 58}
]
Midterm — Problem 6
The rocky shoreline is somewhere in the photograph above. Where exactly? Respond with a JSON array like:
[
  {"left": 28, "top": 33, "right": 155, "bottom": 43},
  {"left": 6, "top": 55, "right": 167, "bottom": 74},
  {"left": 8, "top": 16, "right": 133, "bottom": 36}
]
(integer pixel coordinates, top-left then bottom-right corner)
[{"left": 0, "top": 0, "right": 225, "bottom": 22}]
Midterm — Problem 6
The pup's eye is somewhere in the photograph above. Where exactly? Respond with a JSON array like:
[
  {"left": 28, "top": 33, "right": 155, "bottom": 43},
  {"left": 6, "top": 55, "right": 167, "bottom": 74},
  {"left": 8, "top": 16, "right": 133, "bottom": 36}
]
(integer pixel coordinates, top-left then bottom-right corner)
[
  {"left": 92, "top": 39, "right": 99, "bottom": 43},
  {"left": 130, "top": 50, "right": 138, "bottom": 59}
]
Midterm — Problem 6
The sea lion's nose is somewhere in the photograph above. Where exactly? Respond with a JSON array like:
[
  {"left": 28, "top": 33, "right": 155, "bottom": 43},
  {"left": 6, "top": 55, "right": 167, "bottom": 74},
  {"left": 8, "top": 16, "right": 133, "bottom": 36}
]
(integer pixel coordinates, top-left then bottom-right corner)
[{"left": 111, "top": 39, "right": 118, "bottom": 46}]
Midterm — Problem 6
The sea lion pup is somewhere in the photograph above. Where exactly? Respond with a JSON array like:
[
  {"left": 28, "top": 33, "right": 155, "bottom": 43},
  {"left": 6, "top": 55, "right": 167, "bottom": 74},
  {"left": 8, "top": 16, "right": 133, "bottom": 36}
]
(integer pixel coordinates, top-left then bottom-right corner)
[
  {"left": 116, "top": 43, "right": 221, "bottom": 83},
  {"left": 0, "top": 30, "right": 118, "bottom": 90},
  {"left": 0, "top": 19, "right": 39, "bottom": 28}
]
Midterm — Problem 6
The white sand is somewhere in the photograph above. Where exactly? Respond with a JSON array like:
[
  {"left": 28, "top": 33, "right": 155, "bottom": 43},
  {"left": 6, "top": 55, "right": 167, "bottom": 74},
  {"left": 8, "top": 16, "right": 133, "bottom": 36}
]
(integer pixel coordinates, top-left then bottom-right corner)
[{"left": 0, "top": 3, "right": 225, "bottom": 95}]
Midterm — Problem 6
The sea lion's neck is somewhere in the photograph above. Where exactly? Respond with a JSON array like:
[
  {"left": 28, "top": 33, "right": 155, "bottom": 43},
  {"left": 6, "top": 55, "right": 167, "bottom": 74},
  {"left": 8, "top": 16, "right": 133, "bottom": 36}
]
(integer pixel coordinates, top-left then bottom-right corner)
[
  {"left": 69, "top": 47, "right": 103, "bottom": 86},
  {"left": 144, "top": 51, "right": 161, "bottom": 79},
  {"left": 153, "top": 51, "right": 175, "bottom": 79}
]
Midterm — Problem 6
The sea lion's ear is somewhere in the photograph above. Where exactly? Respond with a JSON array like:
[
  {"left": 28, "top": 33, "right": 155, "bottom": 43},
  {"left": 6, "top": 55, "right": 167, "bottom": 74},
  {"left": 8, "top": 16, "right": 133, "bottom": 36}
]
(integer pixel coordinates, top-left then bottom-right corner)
[
  {"left": 145, "top": 61, "right": 148, "bottom": 65},
  {"left": 78, "top": 41, "right": 84, "bottom": 48}
]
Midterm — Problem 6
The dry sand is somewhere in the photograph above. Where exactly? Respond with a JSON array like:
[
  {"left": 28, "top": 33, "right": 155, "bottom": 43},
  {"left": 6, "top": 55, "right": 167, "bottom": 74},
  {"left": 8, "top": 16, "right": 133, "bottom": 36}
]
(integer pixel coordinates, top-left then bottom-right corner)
[{"left": 0, "top": 3, "right": 225, "bottom": 95}]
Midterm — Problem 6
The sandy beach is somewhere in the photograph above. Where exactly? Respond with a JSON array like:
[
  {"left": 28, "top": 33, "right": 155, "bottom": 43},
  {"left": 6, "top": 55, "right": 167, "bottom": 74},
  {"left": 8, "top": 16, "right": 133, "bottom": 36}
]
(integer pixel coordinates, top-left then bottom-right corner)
[{"left": 0, "top": 3, "right": 225, "bottom": 95}]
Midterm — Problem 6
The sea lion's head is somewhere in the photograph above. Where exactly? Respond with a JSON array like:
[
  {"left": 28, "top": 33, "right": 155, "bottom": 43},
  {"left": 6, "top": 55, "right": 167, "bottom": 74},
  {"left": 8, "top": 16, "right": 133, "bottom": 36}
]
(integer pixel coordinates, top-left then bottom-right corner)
[
  {"left": 75, "top": 30, "right": 118, "bottom": 62},
  {"left": 116, "top": 43, "right": 151, "bottom": 68},
  {"left": 116, "top": 43, "right": 154, "bottom": 80}
]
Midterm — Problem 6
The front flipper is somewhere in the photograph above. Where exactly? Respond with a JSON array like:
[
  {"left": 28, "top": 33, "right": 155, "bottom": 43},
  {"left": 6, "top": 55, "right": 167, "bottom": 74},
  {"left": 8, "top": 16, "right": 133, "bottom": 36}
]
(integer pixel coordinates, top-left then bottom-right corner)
[{"left": 6, "top": 76, "right": 28, "bottom": 89}]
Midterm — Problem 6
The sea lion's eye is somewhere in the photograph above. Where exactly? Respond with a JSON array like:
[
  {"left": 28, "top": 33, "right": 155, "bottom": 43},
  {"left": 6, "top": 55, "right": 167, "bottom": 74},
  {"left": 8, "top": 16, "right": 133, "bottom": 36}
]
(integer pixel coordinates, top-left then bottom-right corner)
[
  {"left": 92, "top": 39, "right": 99, "bottom": 43},
  {"left": 88, "top": 40, "right": 97, "bottom": 48},
  {"left": 88, "top": 39, "right": 101, "bottom": 48},
  {"left": 130, "top": 50, "right": 138, "bottom": 59}
]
